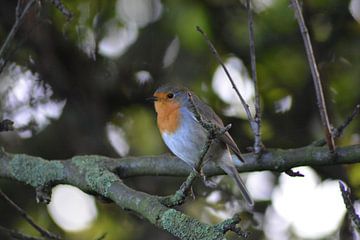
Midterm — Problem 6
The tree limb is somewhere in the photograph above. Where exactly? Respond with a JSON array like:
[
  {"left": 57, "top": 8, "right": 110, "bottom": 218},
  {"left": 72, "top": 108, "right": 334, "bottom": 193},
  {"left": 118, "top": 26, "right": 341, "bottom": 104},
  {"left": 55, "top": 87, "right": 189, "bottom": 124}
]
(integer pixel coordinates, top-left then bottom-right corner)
[
  {"left": 0, "top": 145, "right": 359, "bottom": 239},
  {"left": 104, "top": 144, "right": 360, "bottom": 178}
]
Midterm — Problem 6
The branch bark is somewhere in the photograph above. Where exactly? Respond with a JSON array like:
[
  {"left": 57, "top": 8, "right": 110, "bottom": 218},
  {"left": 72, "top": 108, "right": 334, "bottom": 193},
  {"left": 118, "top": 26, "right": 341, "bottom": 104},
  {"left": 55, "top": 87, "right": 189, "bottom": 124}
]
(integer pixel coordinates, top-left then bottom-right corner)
[
  {"left": 291, "top": 0, "right": 336, "bottom": 152},
  {"left": 1, "top": 144, "right": 359, "bottom": 239},
  {"left": 245, "top": 0, "right": 263, "bottom": 154}
]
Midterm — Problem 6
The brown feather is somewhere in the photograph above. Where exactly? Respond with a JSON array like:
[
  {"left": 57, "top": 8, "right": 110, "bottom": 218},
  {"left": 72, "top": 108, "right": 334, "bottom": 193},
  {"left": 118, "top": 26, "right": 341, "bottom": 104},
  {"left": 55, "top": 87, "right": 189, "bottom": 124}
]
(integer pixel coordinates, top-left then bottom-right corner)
[{"left": 191, "top": 93, "right": 244, "bottom": 162}]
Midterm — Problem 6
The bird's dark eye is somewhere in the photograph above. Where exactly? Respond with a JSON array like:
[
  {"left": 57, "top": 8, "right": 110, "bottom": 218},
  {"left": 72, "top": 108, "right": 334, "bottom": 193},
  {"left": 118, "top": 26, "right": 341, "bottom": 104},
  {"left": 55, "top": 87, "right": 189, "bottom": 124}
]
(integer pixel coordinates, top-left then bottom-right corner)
[{"left": 167, "top": 93, "right": 174, "bottom": 99}]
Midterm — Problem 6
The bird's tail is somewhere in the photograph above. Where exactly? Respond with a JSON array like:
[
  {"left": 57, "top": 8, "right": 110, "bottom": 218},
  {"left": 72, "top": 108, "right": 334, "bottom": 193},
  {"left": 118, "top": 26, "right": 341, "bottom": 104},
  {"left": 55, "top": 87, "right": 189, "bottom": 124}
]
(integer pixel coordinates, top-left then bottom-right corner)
[{"left": 220, "top": 162, "right": 254, "bottom": 208}]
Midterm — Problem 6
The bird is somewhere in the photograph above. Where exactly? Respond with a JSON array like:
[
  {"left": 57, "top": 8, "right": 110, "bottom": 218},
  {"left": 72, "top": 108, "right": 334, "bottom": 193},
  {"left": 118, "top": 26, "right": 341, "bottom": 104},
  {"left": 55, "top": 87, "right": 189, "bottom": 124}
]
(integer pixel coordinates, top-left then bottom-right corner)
[{"left": 151, "top": 84, "right": 254, "bottom": 207}]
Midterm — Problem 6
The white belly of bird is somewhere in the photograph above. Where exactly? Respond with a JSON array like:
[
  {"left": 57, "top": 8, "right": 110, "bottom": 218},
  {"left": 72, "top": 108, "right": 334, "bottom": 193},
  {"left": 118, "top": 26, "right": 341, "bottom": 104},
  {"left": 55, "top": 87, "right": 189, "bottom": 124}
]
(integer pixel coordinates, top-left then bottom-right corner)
[{"left": 161, "top": 109, "right": 207, "bottom": 168}]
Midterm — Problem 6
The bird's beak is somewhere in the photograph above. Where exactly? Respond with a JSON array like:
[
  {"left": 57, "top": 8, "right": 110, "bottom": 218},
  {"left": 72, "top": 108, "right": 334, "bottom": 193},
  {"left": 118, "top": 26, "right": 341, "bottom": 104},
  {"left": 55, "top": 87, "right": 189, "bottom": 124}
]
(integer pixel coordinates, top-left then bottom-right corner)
[{"left": 146, "top": 96, "right": 158, "bottom": 102}]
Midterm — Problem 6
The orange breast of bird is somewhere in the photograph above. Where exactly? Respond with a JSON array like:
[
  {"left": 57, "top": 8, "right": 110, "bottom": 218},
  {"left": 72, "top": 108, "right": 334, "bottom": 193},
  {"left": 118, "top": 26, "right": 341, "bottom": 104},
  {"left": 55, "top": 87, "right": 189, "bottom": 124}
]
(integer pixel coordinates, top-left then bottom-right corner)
[{"left": 154, "top": 92, "right": 181, "bottom": 134}]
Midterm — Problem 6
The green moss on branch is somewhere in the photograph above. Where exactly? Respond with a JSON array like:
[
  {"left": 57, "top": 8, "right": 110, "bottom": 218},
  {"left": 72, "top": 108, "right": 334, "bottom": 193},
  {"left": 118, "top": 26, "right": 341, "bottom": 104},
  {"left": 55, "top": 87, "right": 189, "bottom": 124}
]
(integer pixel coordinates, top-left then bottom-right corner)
[
  {"left": 160, "top": 209, "right": 224, "bottom": 240},
  {"left": 9, "top": 154, "right": 64, "bottom": 187},
  {"left": 72, "top": 156, "right": 119, "bottom": 197}
]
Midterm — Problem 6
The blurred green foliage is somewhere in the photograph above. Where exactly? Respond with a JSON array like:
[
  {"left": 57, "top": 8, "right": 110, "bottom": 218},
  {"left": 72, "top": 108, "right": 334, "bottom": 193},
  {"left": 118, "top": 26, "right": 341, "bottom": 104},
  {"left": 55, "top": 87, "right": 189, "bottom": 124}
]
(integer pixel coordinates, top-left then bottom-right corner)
[{"left": 0, "top": 0, "right": 359, "bottom": 239}]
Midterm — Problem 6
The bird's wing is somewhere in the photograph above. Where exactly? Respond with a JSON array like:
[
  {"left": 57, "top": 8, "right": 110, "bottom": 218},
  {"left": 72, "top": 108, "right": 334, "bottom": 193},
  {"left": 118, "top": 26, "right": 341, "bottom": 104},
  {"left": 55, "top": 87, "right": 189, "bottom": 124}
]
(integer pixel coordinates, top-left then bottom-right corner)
[
  {"left": 221, "top": 132, "right": 244, "bottom": 162},
  {"left": 191, "top": 93, "right": 244, "bottom": 162}
]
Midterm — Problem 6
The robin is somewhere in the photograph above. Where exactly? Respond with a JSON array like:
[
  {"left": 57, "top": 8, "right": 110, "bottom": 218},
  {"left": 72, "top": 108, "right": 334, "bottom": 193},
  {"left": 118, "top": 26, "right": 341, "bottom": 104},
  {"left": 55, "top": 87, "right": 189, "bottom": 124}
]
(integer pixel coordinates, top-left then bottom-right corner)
[{"left": 151, "top": 84, "right": 254, "bottom": 207}]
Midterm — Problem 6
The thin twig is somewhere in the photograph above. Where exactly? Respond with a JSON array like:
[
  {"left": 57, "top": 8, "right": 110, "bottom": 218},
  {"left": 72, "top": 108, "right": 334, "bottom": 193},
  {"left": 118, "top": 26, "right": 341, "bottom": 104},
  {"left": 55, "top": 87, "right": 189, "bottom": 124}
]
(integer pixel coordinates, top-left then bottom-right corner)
[
  {"left": 49, "top": 0, "right": 73, "bottom": 21},
  {"left": 215, "top": 213, "right": 249, "bottom": 238},
  {"left": 0, "top": 0, "right": 36, "bottom": 69},
  {"left": 0, "top": 189, "right": 61, "bottom": 240},
  {"left": 311, "top": 104, "right": 360, "bottom": 147},
  {"left": 0, "top": 225, "right": 43, "bottom": 240},
  {"left": 15, "top": 0, "right": 22, "bottom": 19},
  {"left": 245, "top": 0, "right": 262, "bottom": 154},
  {"left": 196, "top": 27, "right": 256, "bottom": 127},
  {"left": 333, "top": 104, "right": 360, "bottom": 138},
  {"left": 339, "top": 181, "right": 360, "bottom": 233},
  {"left": 290, "top": 0, "right": 336, "bottom": 153}
]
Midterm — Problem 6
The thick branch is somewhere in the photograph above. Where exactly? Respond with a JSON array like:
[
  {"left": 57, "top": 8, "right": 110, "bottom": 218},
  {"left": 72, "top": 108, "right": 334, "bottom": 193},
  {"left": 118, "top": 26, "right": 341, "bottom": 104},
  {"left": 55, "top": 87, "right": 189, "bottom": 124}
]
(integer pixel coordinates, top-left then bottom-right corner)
[
  {"left": 0, "top": 151, "right": 227, "bottom": 240},
  {"left": 105, "top": 144, "right": 360, "bottom": 178},
  {"left": 1, "top": 145, "right": 359, "bottom": 239}
]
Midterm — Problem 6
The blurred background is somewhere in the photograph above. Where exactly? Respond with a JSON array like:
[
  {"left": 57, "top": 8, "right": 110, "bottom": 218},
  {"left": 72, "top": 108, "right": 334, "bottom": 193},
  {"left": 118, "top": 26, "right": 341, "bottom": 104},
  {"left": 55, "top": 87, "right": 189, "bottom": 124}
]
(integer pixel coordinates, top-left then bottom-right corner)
[{"left": 0, "top": 0, "right": 359, "bottom": 239}]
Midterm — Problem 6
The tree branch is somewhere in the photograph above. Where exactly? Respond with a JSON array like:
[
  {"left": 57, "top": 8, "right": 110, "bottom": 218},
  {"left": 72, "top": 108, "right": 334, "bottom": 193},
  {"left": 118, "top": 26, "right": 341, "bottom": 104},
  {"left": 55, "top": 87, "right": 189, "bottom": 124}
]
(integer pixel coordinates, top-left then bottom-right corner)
[
  {"left": 1, "top": 145, "right": 359, "bottom": 239},
  {"left": 332, "top": 104, "right": 360, "bottom": 139},
  {"left": 245, "top": 0, "right": 263, "bottom": 154},
  {"left": 339, "top": 181, "right": 360, "bottom": 233},
  {"left": 49, "top": 0, "right": 73, "bottom": 21},
  {"left": 290, "top": 0, "right": 336, "bottom": 152},
  {"left": 195, "top": 27, "right": 258, "bottom": 141},
  {"left": 0, "top": 150, "right": 231, "bottom": 240},
  {"left": 0, "top": 189, "right": 61, "bottom": 240},
  {"left": 104, "top": 144, "right": 360, "bottom": 178},
  {"left": 311, "top": 103, "right": 360, "bottom": 147}
]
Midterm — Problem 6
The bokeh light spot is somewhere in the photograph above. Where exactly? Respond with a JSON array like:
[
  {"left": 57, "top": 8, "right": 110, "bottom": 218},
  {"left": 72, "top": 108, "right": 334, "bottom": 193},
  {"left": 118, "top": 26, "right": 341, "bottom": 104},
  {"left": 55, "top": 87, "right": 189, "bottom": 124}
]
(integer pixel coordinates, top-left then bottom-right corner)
[
  {"left": 0, "top": 63, "right": 66, "bottom": 138},
  {"left": 212, "top": 56, "right": 255, "bottom": 118},
  {"left": 272, "top": 167, "right": 346, "bottom": 239},
  {"left": 106, "top": 123, "right": 130, "bottom": 156},
  {"left": 47, "top": 185, "right": 98, "bottom": 232},
  {"left": 349, "top": 0, "right": 360, "bottom": 23}
]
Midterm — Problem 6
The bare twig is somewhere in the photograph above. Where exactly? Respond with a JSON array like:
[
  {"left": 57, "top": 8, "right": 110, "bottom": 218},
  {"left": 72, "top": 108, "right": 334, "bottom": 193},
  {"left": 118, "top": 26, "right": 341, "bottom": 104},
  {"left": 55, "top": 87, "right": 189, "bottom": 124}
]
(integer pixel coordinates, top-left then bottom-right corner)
[
  {"left": 311, "top": 104, "right": 360, "bottom": 147},
  {"left": 0, "top": 119, "right": 14, "bottom": 132},
  {"left": 0, "top": 0, "right": 36, "bottom": 71},
  {"left": 0, "top": 189, "right": 61, "bottom": 240},
  {"left": 196, "top": 26, "right": 260, "bottom": 153},
  {"left": 15, "top": 0, "right": 22, "bottom": 19},
  {"left": 290, "top": 0, "right": 336, "bottom": 153},
  {"left": 195, "top": 26, "right": 255, "bottom": 125},
  {"left": 0, "top": 225, "right": 43, "bottom": 240},
  {"left": 333, "top": 104, "right": 360, "bottom": 138},
  {"left": 49, "top": 0, "right": 73, "bottom": 21},
  {"left": 339, "top": 181, "right": 360, "bottom": 233},
  {"left": 245, "top": 0, "right": 262, "bottom": 154}
]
